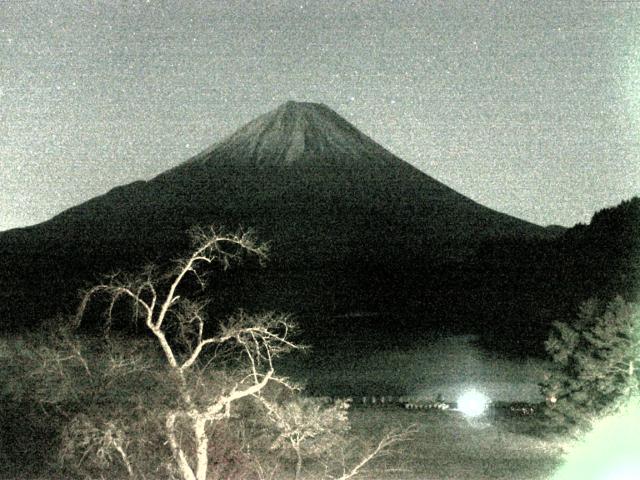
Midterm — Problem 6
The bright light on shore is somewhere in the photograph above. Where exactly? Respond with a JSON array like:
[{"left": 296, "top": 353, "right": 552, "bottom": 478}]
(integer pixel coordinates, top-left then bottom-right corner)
[{"left": 457, "top": 389, "right": 490, "bottom": 417}]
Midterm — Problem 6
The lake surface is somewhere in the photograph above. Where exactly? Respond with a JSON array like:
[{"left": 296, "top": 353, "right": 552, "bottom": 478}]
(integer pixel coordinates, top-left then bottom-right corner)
[{"left": 280, "top": 334, "right": 549, "bottom": 402}]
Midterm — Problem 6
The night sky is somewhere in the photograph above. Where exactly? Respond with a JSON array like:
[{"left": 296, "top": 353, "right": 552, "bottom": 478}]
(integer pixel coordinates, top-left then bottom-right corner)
[{"left": 2, "top": 0, "right": 639, "bottom": 231}]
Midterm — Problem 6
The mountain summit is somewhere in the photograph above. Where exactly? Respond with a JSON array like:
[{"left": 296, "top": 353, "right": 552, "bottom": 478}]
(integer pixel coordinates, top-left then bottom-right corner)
[{"left": 186, "top": 101, "right": 398, "bottom": 167}]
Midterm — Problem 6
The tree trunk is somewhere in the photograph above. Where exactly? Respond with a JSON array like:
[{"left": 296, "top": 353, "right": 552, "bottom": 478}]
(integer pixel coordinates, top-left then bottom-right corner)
[
  {"left": 295, "top": 447, "right": 303, "bottom": 480},
  {"left": 194, "top": 417, "right": 209, "bottom": 480},
  {"left": 166, "top": 412, "right": 197, "bottom": 480}
]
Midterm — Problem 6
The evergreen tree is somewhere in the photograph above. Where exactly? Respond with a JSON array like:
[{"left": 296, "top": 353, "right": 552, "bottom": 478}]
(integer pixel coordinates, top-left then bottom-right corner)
[{"left": 540, "top": 296, "right": 640, "bottom": 433}]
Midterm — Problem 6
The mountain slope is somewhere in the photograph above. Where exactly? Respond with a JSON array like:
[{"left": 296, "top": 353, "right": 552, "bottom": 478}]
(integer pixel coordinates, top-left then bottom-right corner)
[{"left": 0, "top": 101, "right": 556, "bottom": 328}]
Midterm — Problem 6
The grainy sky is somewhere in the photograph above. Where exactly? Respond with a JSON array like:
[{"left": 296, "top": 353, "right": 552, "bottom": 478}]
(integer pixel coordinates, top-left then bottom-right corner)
[{"left": 1, "top": 0, "right": 639, "bottom": 231}]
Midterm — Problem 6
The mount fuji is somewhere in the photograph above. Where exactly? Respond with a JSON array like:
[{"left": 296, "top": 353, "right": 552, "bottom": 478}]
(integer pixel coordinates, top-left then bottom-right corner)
[{"left": 0, "top": 101, "right": 558, "bottom": 329}]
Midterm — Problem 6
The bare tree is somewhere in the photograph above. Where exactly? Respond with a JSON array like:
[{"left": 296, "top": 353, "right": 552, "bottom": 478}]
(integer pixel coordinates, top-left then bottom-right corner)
[
  {"left": 11, "top": 226, "right": 418, "bottom": 479},
  {"left": 76, "top": 227, "right": 300, "bottom": 480},
  {"left": 260, "top": 396, "right": 417, "bottom": 480},
  {"left": 264, "top": 397, "right": 351, "bottom": 479},
  {"left": 330, "top": 426, "right": 418, "bottom": 480}
]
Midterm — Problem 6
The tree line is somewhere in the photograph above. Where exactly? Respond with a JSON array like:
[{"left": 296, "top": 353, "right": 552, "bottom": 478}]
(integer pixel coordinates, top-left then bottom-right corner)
[{"left": 476, "top": 196, "right": 639, "bottom": 356}]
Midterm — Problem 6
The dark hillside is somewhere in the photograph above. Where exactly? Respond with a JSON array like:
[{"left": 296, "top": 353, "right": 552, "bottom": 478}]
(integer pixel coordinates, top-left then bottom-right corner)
[{"left": 477, "top": 196, "right": 640, "bottom": 355}]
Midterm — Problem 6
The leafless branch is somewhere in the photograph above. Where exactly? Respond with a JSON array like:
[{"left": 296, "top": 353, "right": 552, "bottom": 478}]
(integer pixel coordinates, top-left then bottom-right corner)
[
  {"left": 331, "top": 424, "right": 418, "bottom": 480},
  {"left": 71, "top": 226, "right": 303, "bottom": 480}
]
